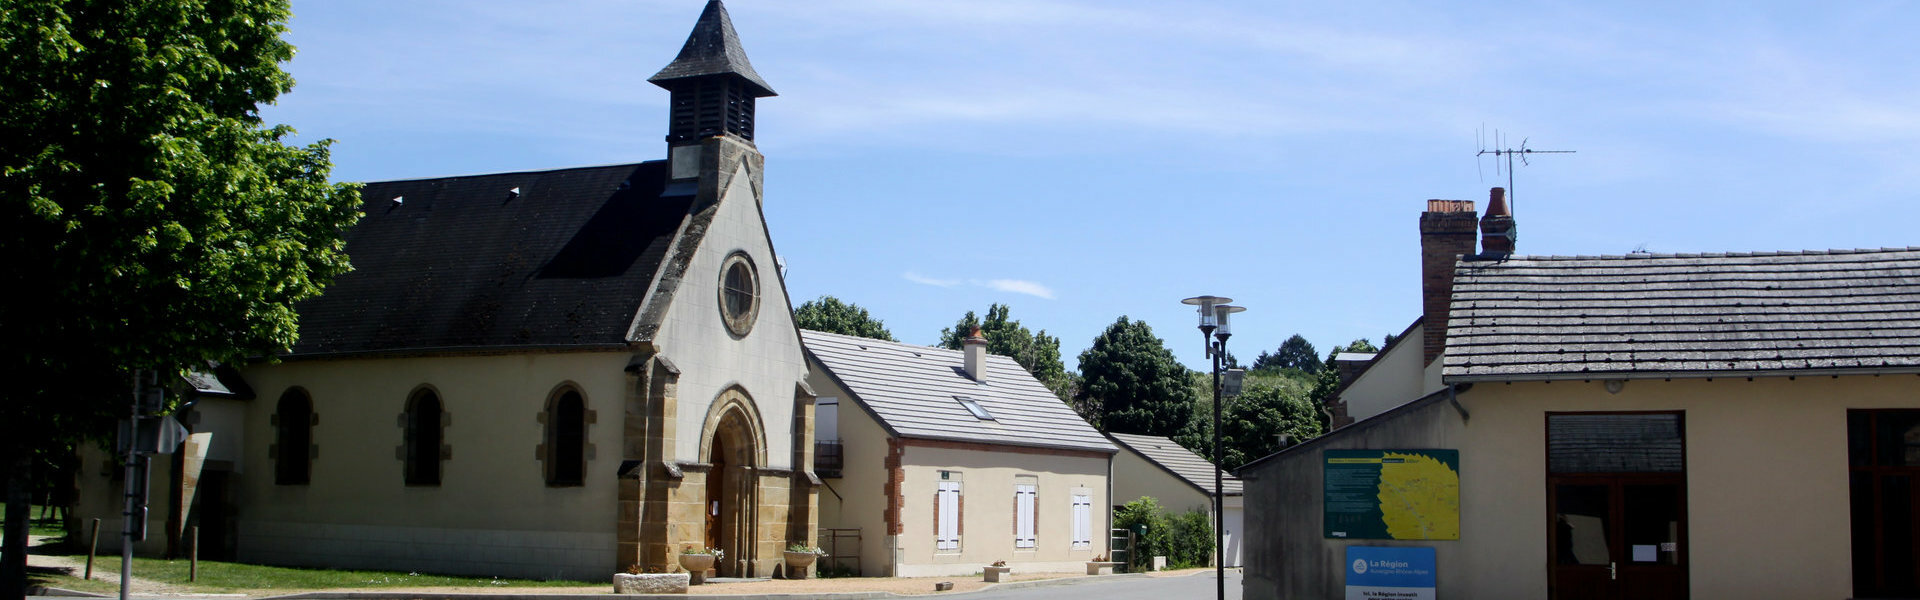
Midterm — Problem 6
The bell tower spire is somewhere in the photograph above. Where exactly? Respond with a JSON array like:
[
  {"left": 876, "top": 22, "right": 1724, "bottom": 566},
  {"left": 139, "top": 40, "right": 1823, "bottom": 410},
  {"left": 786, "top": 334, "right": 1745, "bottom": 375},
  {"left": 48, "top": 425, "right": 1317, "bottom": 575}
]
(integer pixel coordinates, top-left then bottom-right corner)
[{"left": 650, "top": 0, "right": 776, "bottom": 145}]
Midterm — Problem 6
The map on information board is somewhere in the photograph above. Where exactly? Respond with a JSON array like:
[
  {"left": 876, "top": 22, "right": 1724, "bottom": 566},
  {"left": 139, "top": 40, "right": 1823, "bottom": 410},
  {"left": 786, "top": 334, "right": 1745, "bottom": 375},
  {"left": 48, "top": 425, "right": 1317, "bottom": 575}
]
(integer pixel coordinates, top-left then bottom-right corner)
[{"left": 1324, "top": 449, "right": 1459, "bottom": 540}]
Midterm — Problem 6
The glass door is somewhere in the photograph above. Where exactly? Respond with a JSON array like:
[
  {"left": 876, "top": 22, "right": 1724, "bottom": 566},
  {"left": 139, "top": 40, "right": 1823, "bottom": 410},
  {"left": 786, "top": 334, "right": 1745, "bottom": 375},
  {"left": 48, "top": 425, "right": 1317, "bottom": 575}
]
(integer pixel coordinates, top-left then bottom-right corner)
[{"left": 1549, "top": 478, "right": 1687, "bottom": 600}]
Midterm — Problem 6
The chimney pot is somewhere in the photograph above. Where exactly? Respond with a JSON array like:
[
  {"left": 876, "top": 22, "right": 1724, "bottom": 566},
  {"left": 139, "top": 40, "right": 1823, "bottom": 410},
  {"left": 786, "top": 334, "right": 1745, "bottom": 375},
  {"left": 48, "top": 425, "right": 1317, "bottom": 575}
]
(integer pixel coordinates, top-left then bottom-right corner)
[
  {"left": 1480, "top": 187, "right": 1516, "bottom": 257},
  {"left": 963, "top": 327, "right": 988, "bottom": 382}
]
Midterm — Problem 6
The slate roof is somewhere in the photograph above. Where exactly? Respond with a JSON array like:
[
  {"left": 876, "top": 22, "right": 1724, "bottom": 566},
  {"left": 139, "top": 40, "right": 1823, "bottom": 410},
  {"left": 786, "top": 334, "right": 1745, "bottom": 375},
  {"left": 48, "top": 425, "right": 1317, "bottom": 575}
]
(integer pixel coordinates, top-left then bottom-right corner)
[
  {"left": 290, "top": 162, "right": 690, "bottom": 356},
  {"left": 802, "top": 330, "right": 1116, "bottom": 454},
  {"left": 1109, "top": 433, "right": 1241, "bottom": 496},
  {"left": 1443, "top": 247, "right": 1920, "bottom": 381},
  {"left": 649, "top": 0, "right": 775, "bottom": 97}
]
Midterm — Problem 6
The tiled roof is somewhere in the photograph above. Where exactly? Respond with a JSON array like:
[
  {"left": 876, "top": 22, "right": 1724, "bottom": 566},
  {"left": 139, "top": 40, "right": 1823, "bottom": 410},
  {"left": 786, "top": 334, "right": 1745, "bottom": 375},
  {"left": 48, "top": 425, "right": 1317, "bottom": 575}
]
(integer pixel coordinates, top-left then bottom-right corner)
[
  {"left": 802, "top": 330, "right": 1115, "bottom": 454},
  {"left": 1444, "top": 247, "right": 1920, "bottom": 381},
  {"left": 648, "top": 0, "right": 775, "bottom": 96},
  {"left": 289, "top": 162, "right": 689, "bottom": 356},
  {"left": 1109, "top": 433, "right": 1241, "bottom": 496}
]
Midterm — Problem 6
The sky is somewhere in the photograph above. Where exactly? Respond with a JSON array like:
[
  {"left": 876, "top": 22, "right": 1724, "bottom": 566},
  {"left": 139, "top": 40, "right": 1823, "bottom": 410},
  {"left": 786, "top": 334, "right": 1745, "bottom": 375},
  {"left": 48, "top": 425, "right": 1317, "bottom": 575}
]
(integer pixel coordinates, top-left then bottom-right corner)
[{"left": 266, "top": 0, "right": 1920, "bottom": 370}]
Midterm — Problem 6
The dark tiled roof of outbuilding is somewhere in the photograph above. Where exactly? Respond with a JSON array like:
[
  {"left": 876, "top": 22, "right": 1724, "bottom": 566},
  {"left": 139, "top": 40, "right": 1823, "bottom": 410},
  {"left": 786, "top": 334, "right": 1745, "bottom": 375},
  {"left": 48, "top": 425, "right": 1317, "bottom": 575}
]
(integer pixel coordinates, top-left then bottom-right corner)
[
  {"left": 802, "top": 330, "right": 1116, "bottom": 454},
  {"left": 1443, "top": 247, "right": 1920, "bottom": 381},
  {"left": 289, "top": 161, "right": 689, "bottom": 356},
  {"left": 1108, "top": 433, "right": 1241, "bottom": 496}
]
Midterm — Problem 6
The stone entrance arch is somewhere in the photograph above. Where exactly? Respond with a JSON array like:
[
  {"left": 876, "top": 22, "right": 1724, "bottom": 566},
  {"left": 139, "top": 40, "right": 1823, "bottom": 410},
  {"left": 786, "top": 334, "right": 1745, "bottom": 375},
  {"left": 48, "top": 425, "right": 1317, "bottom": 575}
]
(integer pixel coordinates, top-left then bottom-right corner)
[{"left": 698, "top": 387, "right": 765, "bottom": 577}]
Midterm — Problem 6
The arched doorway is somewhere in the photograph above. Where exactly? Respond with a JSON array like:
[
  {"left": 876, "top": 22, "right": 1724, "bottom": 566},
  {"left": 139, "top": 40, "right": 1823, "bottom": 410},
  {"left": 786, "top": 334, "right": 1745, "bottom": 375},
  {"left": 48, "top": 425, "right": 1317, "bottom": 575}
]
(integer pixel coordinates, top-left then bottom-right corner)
[{"left": 701, "top": 395, "right": 763, "bottom": 577}]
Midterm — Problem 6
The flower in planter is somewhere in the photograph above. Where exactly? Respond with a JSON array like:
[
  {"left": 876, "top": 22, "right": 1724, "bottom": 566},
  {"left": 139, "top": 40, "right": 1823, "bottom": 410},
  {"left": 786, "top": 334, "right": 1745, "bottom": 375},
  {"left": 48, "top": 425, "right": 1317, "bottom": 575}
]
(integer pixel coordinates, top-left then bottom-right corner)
[
  {"left": 786, "top": 544, "right": 825, "bottom": 555},
  {"left": 682, "top": 545, "right": 725, "bottom": 560}
]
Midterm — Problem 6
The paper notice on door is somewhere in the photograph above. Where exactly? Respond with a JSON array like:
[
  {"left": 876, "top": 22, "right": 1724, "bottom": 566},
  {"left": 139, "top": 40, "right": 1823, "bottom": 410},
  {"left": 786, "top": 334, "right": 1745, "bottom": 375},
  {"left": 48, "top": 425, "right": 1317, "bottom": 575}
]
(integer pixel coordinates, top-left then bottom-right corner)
[
  {"left": 1659, "top": 542, "right": 1677, "bottom": 552},
  {"left": 1632, "top": 545, "right": 1658, "bottom": 562}
]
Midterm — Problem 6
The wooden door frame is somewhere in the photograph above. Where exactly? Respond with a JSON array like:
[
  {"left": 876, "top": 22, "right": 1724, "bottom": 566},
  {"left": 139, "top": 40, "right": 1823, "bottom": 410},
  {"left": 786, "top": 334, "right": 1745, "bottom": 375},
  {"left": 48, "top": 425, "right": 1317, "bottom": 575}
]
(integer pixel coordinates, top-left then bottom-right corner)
[{"left": 1545, "top": 411, "right": 1689, "bottom": 600}]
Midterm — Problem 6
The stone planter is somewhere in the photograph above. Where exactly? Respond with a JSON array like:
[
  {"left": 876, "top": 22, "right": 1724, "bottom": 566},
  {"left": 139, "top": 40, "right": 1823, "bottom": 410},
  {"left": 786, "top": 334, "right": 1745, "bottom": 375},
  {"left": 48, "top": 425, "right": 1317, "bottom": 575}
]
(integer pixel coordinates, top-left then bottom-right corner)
[
  {"left": 983, "top": 565, "right": 1013, "bottom": 582},
  {"left": 678, "top": 553, "right": 716, "bottom": 585},
  {"left": 782, "top": 551, "right": 820, "bottom": 579},
  {"left": 614, "top": 573, "right": 689, "bottom": 594},
  {"left": 1085, "top": 561, "right": 1122, "bottom": 576}
]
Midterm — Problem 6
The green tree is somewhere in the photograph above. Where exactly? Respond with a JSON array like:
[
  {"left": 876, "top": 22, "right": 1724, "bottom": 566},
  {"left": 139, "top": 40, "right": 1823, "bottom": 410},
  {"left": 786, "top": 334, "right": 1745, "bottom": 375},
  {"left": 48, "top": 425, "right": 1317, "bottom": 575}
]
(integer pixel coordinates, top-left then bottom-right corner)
[
  {"left": 1251, "top": 334, "right": 1323, "bottom": 373},
  {"left": 794, "top": 295, "right": 895, "bottom": 341},
  {"left": 937, "top": 304, "right": 1070, "bottom": 400},
  {"left": 1166, "top": 508, "right": 1216, "bottom": 569},
  {"left": 0, "top": 1, "right": 360, "bottom": 594},
  {"left": 1113, "top": 497, "right": 1173, "bottom": 571},
  {"left": 1181, "top": 375, "right": 1323, "bottom": 471},
  {"left": 1075, "top": 317, "right": 1196, "bottom": 436}
]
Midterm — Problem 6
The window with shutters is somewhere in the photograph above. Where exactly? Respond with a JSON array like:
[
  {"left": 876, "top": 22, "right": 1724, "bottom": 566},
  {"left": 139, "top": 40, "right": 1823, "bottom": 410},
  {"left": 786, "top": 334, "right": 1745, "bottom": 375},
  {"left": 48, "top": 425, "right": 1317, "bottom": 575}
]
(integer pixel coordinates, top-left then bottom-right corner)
[
  {"left": 936, "top": 480, "right": 962, "bottom": 551},
  {"left": 1014, "top": 478, "right": 1037, "bottom": 549},
  {"left": 273, "top": 388, "right": 314, "bottom": 486},
  {"left": 1071, "top": 490, "right": 1093, "bottom": 549},
  {"left": 402, "top": 388, "right": 445, "bottom": 486}
]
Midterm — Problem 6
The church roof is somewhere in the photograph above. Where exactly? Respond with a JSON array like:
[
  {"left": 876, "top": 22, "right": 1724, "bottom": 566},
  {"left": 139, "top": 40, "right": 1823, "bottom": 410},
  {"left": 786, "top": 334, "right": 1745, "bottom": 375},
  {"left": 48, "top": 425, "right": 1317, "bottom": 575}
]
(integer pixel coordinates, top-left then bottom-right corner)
[
  {"left": 802, "top": 330, "right": 1117, "bottom": 454},
  {"left": 288, "top": 161, "right": 691, "bottom": 357},
  {"left": 649, "top": 0, "right": 776, "bottom": 97},
  {"left": 1443, "top": 247, "right": 1920, "bottom": 381}
]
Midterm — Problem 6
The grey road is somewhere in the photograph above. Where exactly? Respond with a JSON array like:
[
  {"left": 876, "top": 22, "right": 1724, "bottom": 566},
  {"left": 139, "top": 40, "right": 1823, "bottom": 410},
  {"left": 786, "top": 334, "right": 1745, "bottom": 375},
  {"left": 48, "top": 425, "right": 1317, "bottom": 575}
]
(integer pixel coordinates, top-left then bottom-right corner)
[{"left": 954, "top": 571, "right": 1242, "bottom": 600}]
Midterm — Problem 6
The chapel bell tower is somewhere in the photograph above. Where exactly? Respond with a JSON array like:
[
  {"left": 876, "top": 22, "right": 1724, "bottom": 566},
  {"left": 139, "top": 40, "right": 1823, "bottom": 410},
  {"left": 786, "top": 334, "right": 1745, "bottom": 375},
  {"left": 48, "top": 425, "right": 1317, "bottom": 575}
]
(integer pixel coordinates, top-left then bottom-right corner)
[{"left": 649, "top": 0, "right": 776, "bottom": 183}]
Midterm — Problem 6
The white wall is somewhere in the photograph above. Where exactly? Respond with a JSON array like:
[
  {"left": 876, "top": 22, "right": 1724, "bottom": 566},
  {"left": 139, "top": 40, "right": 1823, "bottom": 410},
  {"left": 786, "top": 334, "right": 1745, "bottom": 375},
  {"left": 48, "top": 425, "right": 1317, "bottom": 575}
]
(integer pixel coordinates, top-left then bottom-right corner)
[{"left": 1340, "top": 322, "right": 1435, "bottom": 421}]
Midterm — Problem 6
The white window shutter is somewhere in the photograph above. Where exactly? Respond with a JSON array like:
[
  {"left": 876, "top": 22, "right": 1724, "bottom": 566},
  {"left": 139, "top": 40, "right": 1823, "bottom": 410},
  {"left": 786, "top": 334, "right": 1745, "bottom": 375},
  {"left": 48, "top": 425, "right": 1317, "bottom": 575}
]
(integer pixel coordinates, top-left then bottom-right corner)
[
  {"left": 1071, "top": 492, "right": 1092, "bottom": 548},
  {"left": 1015, "top": 484, "right": 1036, "bottom": 548},
  {"left": 937, "top": 482, "right": 961, "bottom": 550}
]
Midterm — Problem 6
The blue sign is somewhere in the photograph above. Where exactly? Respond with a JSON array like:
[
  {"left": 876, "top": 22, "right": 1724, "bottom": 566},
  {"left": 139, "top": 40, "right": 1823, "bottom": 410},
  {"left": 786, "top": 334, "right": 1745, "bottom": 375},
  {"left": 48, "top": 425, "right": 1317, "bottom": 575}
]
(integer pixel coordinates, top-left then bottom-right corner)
[{"left": 1345, "top": 546, "right": 1436, "bottom": 600}]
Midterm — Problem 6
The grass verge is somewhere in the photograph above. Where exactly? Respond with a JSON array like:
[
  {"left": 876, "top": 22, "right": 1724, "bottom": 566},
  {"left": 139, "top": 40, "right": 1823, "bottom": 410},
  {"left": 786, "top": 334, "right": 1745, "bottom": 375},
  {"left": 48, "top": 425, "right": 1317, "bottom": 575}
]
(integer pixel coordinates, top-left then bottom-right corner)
[{"left": 28, "top": 553, "right": 604, "bottom": 594}]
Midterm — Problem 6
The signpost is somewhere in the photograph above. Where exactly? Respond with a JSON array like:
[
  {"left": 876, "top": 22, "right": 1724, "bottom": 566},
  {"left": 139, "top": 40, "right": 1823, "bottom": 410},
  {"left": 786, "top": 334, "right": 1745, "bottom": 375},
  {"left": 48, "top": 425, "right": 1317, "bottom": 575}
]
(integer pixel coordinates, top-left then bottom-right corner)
[{"left": 1345, "top": 546, "right": 1436, "bottom": 600}]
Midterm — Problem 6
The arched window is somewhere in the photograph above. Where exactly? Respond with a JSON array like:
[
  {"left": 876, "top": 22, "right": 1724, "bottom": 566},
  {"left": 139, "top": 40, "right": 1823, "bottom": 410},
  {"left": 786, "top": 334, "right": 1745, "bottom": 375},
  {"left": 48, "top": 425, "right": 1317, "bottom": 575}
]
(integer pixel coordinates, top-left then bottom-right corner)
[
  {"left": 405, "top": 389, "right": 444, "bottom": 486},
  {"left": 546, "top": 389, "right": 587, "bottom": 486},
  {"left": 274, "top": 388, "right": 314, "bottom": 485}
]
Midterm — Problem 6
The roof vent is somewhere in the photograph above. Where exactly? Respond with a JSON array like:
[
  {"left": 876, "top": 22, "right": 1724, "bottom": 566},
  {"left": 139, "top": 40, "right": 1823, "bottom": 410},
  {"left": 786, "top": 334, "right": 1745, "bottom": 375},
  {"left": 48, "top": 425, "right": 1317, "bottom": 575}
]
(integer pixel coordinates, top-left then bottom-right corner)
[
  {"left": 507, "top": 187, "right": 521, "bottom": 199},
  {"left": 390, "top": 196, "right": 404, "bottom": 208}
]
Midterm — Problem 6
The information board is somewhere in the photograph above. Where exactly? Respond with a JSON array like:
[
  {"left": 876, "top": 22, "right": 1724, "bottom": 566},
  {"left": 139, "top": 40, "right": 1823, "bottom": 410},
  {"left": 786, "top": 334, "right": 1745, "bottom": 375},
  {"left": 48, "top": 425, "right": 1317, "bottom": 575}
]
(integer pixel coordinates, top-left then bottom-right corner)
[
  {"left": 1346, "top": 546, "right": 1436, "bottom": 600},
  {"left": 1324, "top": 449, "right": 1459, "bottom": 540}
]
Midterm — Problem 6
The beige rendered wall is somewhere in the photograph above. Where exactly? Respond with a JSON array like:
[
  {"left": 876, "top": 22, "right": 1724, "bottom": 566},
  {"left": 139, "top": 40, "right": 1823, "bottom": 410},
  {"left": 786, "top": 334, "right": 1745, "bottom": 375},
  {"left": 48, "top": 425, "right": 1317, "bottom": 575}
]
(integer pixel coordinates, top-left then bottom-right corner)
[
  {"left": 1340, "top": 322, "right": 1434, "bottom": 421},
  {"left": 229, "top": 351, "right": 632, "bottom": 580},
  {"left": 1110, "top": 445, "right": 1209, "bottom": 514},
  {"left": 653, "top": 159, "right": 809, "bottom": 472},
  {"left": 894, "top": 444, "right": 1109, "bottom": 577},
  {"left": 806, "top": 365, "right": 897, "bottom": 576},
  {"left": 1244, "top": 373, "right": 1920, "bottom": 599}
]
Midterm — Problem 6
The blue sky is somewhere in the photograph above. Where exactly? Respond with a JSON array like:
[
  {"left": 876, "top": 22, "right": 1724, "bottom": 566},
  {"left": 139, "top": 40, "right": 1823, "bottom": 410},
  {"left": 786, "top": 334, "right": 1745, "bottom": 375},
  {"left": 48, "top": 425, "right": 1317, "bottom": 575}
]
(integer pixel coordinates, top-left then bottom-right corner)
[{"left": 267, "top": 0, "right": 1920, "bottom": 370}]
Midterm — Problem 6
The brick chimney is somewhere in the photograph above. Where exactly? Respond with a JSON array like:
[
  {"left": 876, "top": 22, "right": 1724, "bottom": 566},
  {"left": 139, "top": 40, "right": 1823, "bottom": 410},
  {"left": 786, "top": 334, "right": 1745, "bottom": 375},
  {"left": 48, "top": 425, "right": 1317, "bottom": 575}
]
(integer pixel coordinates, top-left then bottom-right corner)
[
  {"left": 1420, "top": 199, "right": 1477, "bottom": 366},
  {"left": 1480, "top": 187, "right": 1515, "bottom": 257},
  {"left": 962, "top": 327, "right": 988, "bottom": 382}
]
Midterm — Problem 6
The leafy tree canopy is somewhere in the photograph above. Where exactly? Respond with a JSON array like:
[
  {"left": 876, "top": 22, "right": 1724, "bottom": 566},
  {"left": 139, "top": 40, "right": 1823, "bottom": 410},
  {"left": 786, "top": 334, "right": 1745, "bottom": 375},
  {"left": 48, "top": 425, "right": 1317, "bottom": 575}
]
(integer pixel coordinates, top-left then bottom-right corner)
[
  {"left": 794, "top": 295, "right": 894, "bottom": 341},
  {"left": 1, "top": 1, "right": 360, "bottom": 593},
  {"left": 1181, "top": 372, "right": 1323, "bottom": 471},
  {"left": 937, "top": 304, "right": 1070, "bottom": 400},
  {"left": 1251, "top": 334, "right": 1323, "bottom": 373},
  {"left": 1074, "top": 317, "right": 1196, "bottom": 436}
]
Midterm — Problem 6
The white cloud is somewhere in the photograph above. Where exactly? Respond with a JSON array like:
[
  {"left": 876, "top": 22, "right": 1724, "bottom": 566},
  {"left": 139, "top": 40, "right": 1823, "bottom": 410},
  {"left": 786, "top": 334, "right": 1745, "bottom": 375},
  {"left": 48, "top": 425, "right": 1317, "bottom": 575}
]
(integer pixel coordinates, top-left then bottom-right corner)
[
  {"left": 902, "top": 271, "right": 961, "bottom": 287},
  {"left": 980, "top": 279, "right": 1056, "bottom": 300},
  {"left": 901, "top": 272, "right": 1056, "bottom": 300}
]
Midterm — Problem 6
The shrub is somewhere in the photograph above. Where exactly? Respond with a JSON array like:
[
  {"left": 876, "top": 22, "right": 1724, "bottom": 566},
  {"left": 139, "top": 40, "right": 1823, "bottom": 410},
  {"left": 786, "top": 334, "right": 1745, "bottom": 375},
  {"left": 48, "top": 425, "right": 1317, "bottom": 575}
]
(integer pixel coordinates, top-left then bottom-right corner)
[{"left": 1167, "top": 508, "right": 1214, "bottom": 569}]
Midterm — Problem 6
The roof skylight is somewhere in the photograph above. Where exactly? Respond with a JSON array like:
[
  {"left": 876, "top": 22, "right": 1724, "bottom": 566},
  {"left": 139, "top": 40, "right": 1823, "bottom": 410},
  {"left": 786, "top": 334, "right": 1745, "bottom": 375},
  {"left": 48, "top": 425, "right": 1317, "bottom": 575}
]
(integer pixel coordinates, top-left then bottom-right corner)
[{"left": 955, "top": 396, "right": 994, "bottom": 420}]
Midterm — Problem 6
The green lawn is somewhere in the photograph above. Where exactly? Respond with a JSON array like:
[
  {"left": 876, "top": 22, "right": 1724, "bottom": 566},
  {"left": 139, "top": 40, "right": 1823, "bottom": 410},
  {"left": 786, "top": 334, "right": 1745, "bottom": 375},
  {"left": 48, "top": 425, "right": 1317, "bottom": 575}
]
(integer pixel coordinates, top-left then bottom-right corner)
[
  {"left": 0, "top": 503, "right": 68, "bottom": 538},
  {"left": 33, "top": 555, "right": 604, "bottom": 594}
]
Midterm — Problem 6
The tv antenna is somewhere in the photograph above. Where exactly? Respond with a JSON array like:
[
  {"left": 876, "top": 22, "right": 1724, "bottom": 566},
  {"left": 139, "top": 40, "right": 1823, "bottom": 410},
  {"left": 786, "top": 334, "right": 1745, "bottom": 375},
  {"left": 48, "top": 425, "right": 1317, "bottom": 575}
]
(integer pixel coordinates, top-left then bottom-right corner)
[{"left": 1476, "top": 127, "right": 1575, "bottom": 215}]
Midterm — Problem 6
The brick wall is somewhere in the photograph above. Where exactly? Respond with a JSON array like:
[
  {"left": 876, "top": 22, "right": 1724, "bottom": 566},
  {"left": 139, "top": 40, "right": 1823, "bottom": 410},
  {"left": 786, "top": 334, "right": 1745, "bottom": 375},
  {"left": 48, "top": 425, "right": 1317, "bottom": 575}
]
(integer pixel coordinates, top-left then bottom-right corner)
[{"left": 1419, "top": 200, "right": 1478, "bottom": 366}]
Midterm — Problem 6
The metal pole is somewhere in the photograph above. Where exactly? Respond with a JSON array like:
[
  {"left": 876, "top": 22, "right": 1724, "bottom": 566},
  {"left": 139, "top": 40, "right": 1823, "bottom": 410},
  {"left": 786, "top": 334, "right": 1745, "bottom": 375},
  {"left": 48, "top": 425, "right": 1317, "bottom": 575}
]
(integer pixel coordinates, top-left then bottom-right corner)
[
  {"left": 120, "top": 371, "right": 139, "bottom": 600},
  {"left": 189, "top": 526, "right": 198, "bottom": 582},
  {"left": 1211, "top": 340, "right": 1224, "bottom": 600}
]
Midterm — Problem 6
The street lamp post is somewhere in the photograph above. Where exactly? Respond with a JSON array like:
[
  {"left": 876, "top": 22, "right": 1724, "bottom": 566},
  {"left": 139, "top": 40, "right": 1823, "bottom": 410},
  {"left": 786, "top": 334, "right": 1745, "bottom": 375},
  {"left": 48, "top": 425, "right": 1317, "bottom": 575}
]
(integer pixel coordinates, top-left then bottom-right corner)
[{"left": 1181, "top": 296, "right": 1244, "bottom": 600}]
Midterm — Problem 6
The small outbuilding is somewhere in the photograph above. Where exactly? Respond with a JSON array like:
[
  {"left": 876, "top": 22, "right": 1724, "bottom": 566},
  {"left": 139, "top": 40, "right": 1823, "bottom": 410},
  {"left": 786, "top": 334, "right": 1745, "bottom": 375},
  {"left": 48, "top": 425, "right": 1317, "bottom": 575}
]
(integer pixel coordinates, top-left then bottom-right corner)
[{"left": 1108, "top": 432, "right": 1243, "bottom": 567}]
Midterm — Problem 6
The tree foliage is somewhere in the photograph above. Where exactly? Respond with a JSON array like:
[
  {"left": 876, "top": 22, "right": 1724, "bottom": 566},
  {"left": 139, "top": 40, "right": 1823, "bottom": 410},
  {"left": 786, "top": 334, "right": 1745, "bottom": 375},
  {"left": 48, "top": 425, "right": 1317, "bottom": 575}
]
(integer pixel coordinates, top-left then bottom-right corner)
[
  {"left": 794, "top": 295, "right": 895, "bottom": 341},
  {"left": 1113, "top": 497, "right": 1214, "bottom": 571},
  {"left": 937, "top": 304, "right": 1070, "bottom": 400},
  {"left": 1074, "top": 317, "right": 1196, "bottom": 437},
  {"left": 1251, "top": 334, "right": 1323, "bottom": 373},
  {"left": 0, "top": 1, "right": 360, "bottom": 594},
  {"left": 1181, "top": 373, "right": 1324, "bottom": 471}
]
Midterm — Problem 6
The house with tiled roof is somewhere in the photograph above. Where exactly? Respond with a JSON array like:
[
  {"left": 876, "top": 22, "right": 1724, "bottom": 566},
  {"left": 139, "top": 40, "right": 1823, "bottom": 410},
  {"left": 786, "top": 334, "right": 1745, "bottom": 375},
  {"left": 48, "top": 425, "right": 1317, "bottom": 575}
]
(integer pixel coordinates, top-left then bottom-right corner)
[
  {"left": 802, "top": 329, "right": 1116, "bottom": 577},
  {"left": 75, "top": 1, "right": 818, "bottom": 581},
  {"left": 1108, "top": 432, "right": 1243, "bottom": 567},
  {"left": 1237, "top": 188, "right": 1920, "bottom": 599}
]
